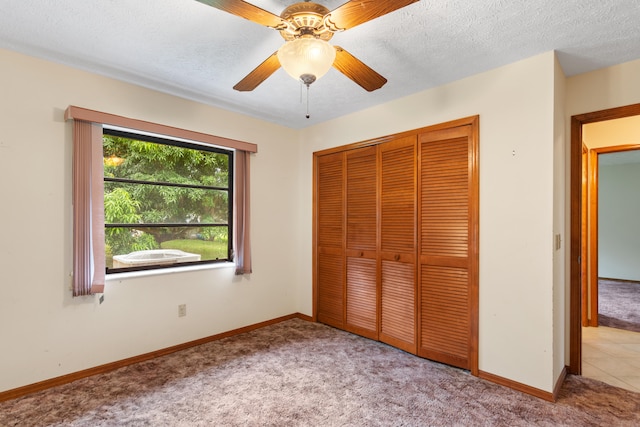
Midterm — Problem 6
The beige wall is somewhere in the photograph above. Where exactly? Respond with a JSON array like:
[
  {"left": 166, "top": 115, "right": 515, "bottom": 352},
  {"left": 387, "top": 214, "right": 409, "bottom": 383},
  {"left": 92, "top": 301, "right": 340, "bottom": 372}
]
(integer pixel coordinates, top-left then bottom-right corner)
[
  {"left": 567, "top": 58, "right": 640, "bottom": 119},
  {"left": 583, "top": 115, "right": 640, "bottom": 149},
  {"left": 0, "top": 48, "right": 300, "bottom": 393},
  {"left": 553, "top": 55, "right": 567, "bottom": 383},
  {"left": 3, "top": 44, "right": 640, "bottom": 396},
  {"left": 298, "top": 51, "right": 559, "bottom": 392}
]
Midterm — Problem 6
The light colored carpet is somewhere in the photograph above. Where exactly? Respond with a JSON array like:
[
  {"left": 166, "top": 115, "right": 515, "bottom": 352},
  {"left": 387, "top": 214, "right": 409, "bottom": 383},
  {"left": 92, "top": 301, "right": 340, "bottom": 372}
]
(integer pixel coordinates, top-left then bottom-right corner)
[
  {"left": 1, "top": 319, "right": 638, "bottom": 426},
  {"left": 599, "top": 279, "right": 640, "bottom": 333}
]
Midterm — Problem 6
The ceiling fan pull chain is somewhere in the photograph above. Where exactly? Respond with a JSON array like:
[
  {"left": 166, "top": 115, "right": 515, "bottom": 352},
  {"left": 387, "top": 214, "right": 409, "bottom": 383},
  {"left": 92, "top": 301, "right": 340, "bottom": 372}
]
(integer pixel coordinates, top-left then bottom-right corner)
[
  {"left": 297, "top": 80, "right": 311, "bottom": 118},
  {"left": 306, "top": 83, "right": 311, "bottom": 119},
  {"left": 306, "top": 84, "right": 310, "bottom": 119},
  {"left": 300, "top": 80, "right": 303, "bottom": 104}
]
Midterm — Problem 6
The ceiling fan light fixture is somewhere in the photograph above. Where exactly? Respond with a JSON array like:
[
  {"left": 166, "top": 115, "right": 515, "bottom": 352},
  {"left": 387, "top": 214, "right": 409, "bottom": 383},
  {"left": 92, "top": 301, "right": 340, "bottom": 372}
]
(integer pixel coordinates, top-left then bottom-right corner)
[{"left": 277, "top": 37, "right": 336, "bottom": 85}]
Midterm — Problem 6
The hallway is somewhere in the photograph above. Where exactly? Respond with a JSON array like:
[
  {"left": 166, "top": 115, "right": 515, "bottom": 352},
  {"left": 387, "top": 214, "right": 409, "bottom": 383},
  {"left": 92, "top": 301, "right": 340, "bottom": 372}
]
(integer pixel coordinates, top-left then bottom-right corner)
[{"left": 582, "top": 326, "right": 640, "bottom": 392}]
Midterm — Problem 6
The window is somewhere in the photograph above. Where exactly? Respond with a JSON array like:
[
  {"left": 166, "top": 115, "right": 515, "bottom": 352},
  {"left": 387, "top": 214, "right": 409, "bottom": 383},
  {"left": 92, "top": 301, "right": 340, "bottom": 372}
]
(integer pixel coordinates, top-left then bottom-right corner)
[
  {"left": 66, "top": 105, "right": 256, "bottom": 296},
  {"left": 103, "top": 129, "right": 233, "bottom": 273}
]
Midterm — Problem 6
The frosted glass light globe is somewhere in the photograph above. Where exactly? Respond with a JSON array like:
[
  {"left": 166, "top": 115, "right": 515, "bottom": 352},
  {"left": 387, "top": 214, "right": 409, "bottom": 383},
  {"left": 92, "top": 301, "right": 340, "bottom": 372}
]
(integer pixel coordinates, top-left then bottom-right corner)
[{"left": 277, "top": 38, "right": 336, "bottom": 85}]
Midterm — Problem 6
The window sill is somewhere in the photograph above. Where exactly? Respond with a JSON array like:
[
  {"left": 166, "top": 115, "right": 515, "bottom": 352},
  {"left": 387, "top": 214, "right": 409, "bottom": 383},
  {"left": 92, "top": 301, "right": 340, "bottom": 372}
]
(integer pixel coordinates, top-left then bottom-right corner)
[{"left": 105, "top": 261, "right": 236, "bottom": 281}]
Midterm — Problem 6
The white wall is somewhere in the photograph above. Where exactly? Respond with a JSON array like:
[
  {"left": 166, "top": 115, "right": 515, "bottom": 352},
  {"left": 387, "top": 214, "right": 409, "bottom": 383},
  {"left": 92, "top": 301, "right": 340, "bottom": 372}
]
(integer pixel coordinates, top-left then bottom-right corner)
[
  {"left": 598, "top": 162, "right": 640, "bottom": 281},
  {"left": 297, "top": 51, "right": 559, "bottom": 392},
  {"left": 0, "top": 48, "right": 300, "bottom": 393}
]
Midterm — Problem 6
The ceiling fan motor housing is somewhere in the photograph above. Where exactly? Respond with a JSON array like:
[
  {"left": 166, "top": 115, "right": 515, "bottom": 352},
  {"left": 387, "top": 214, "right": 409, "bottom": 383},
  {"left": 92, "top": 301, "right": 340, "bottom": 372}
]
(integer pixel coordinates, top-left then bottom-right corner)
[{"left": 279, "top": 2, "right": 334, "bottom": 41}]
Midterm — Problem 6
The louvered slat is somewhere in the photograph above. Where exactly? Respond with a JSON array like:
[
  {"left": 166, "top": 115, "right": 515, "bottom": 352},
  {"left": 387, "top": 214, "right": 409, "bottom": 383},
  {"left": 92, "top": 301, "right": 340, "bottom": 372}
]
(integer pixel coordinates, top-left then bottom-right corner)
[
  {"left": 381, "top": 260, "right": 415, "bottom": 346},
  {"left": 421, "top": 265, "right": 469, "bottom": 366},
  {"left": 318, "top": 153, "right": 344, "bottom": 249},
  {"left": 346, "top": 257, "right": 377, "bottom": 334},
  {"left": 381, "top": 141, "right": 415, "bottom": 252},
  {"left": 421, "top": 137, "right": 469, "bottom": 258},
  {"left": 346, "top": 146, "right": 377, "bottom": 251},
  {"left": 317, "top": 253, "right": 344, "bottom": 328}
]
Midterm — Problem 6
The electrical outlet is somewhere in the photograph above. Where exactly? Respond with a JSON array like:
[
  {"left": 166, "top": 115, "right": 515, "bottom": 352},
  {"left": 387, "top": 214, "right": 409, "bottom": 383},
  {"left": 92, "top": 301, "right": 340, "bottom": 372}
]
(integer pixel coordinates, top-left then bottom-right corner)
[{"left": 178, "top": 304, "right": 187, "bottom": 317}]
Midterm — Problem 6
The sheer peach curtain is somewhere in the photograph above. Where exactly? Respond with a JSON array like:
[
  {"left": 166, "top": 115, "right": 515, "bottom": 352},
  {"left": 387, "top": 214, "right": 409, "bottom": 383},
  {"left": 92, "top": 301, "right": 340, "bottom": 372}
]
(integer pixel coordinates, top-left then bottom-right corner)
[
  {"left": 72, "top": 120, "right": 105, "bottom": 296},
  {"left": 234, "top": 150, "right": 252, "bottom": 275}
]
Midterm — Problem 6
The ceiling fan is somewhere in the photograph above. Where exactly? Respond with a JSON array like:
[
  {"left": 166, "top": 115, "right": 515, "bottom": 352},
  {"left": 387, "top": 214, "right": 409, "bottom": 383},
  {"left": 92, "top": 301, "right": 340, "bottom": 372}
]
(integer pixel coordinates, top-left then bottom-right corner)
[{"left": 197, "top": 0, "right": 420, "bottom": 92}]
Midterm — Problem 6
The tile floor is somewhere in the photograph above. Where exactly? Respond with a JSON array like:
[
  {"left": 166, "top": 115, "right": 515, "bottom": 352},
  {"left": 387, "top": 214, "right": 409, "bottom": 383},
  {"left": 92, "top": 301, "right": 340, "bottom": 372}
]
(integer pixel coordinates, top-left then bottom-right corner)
[{"left": 582, "top": 326, "right": 640, "bottom": 393}]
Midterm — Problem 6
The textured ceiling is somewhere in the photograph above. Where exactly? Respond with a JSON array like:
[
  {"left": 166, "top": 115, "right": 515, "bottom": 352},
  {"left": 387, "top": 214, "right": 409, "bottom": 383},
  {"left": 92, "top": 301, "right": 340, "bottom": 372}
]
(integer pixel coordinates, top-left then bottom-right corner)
[{"left": 2, "top": 0, "right": 640, "bottom": 129}]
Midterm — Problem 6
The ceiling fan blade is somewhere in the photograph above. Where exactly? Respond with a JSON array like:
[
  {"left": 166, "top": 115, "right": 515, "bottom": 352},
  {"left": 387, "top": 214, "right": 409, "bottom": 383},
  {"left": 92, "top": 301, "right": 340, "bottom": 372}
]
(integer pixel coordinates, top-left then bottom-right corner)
[
  {"left": 233, "top": 52, "right": 281, "bottom": 91},
  {"left": 196, "top": 0, "right": 287, "bottom": 29},
  {"left": 333, "top": 47, "right": 387, "bottom": 92},
  {"left": 325, "top": 0, "right": 420, "bottom": 31}
]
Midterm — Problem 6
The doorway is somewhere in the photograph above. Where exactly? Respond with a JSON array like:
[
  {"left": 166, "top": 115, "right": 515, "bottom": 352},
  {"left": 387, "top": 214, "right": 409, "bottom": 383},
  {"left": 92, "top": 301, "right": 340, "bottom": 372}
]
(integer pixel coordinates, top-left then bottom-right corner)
[
  {"left": 570, "top": 103, "right": 640, "bottom": 375},
  {"left": 584, "top": 143, "right": 640, "bottom": 327}
]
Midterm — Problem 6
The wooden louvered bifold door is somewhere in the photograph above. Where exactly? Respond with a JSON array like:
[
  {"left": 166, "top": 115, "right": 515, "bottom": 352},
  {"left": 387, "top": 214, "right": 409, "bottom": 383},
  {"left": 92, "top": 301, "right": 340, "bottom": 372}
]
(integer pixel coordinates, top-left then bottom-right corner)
[
  {"left": 316, "top": 152, "right": 345, "bottom": 329},
  {"left": 314, "top": 116, "right": 478, "bottom": 374},
  {"left": 418, "top": 124, "right": 478, "bottom": 372},
  {"left": 379, "top": 137, "right": 417, "bottom": 353},
  {"left": 345, "top": 146, "right": 378, "bottom": 339}
]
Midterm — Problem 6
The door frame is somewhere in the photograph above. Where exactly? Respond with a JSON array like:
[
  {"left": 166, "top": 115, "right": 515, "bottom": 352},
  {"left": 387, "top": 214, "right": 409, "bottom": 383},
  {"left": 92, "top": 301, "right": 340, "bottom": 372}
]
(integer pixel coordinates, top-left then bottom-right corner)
[
  {"left": 586, "top": 144, "right": 640, "bottom": 326},
  {"left": 569, "top": 103, "right": 640, "bottom": 374},
  {"left": 580, "top": 144, "right": 588, "bottom": 327}
]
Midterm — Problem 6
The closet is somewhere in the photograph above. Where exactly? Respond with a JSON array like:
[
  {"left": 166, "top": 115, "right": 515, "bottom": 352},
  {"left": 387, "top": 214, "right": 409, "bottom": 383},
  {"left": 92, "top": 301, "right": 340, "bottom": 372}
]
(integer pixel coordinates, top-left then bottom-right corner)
[{"left": 313, "top": 116, "right": 479, "bottom": 374}]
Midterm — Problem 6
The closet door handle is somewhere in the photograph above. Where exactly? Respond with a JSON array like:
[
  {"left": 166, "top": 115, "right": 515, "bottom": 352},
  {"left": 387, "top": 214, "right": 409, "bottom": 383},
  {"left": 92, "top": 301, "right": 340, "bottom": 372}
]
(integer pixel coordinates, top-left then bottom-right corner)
[
  {"left": 359, "top": 252, "right": 364, "bottom": 257},
  {"left": 394, "top": 254, "right": 400, "bottom": 261}
]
